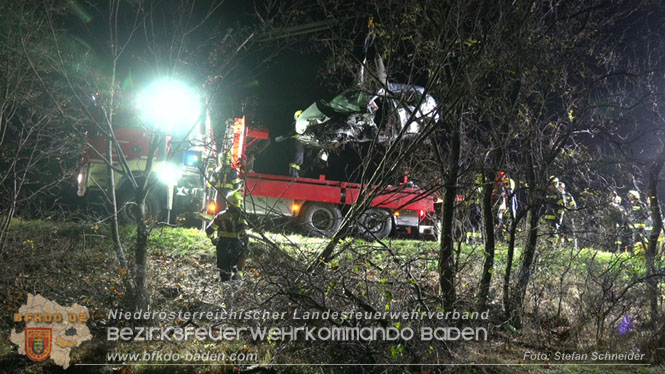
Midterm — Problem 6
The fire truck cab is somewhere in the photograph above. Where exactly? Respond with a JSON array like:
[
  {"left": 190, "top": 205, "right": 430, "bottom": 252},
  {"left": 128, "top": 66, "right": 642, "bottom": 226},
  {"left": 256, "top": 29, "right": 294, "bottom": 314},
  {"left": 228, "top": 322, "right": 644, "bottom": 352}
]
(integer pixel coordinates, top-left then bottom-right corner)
[{"left": 76, "top": 119, "right": 212, "bottom": 224}]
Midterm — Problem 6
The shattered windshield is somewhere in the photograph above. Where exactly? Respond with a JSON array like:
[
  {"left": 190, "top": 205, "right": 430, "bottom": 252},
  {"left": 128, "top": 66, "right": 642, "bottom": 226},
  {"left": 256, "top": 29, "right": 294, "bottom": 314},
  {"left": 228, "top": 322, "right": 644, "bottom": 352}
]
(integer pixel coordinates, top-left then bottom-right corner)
[{"left": 326, "top": 89, "right": 371, "bottom": 114}]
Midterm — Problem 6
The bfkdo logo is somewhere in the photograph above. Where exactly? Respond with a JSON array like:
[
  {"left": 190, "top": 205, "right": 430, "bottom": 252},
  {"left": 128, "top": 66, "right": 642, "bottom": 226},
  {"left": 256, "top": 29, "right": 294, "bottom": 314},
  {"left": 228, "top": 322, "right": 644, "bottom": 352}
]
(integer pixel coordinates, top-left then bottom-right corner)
[
  {"left": 10, "top": 294, "right": 92, "bottom": 369},
  {"left": 25, "top": 328, "right": 52, "bottom": 362}
]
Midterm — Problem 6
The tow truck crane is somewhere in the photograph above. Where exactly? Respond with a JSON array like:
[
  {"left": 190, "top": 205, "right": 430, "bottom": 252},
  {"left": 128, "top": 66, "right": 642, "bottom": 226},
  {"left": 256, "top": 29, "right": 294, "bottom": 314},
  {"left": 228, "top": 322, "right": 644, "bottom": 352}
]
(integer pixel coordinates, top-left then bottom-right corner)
[{"left": 213, "top": 116, "right": 437, "bottom": 239}]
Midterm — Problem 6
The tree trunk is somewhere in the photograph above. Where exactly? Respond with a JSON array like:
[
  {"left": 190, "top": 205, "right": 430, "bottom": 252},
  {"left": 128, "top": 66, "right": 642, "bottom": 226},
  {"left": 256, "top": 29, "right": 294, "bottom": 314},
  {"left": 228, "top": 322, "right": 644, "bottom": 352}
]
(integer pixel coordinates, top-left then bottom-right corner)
[
  {"left": 106, "top": 137, "right": 134, "bottom": 301},
  {"left": 477, "top": 168, "right": 496, "bottom": 308},
  {"left": 133, "top": 187, "right": 149, "bottom": 310},
  {"left": 439, "top": 122, "right": 460, "bottom": 308},
  {"left": 0, "top": 198, "right": 16, "bottom": 254},
  {"left": 646, "top": 144, "right": 665, "bottom": 323},
  {"left": 502, "top": 201, "right": 528, "bottom": 316},
  {"left": 509, "top": 154, "right": 539, "bottom": 328},
  {"left": 130, "top": 133, "right": 161, "bottom": 311},
  {"left": 503, "top": 215, "right": 518, "bottom": 313}
]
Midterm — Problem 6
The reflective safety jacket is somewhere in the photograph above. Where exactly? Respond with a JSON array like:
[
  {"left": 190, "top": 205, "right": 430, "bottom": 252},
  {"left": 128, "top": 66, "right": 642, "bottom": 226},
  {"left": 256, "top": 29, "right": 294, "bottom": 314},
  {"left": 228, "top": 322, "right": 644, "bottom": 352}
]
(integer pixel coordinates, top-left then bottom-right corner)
[
  {"left": 561, "top": 191, "right": 576, "bottom": 210},
  {"left": 607, "top": 201, "right": 626, "bottom": 228},
  {"left": 543, "top": 190, "right": 565, "bottom": 222},
  {"left": 628, "top": 200, "right": 649, "bottom": 229},
  {"left": 498, "top": 178, "right": 517, "bottom": 216},
  {"left": 211, "top": 166, "right": 241, "bottom": 191},
  {"left": 206, "top": 209, "right": 247, "bottom": 240}
]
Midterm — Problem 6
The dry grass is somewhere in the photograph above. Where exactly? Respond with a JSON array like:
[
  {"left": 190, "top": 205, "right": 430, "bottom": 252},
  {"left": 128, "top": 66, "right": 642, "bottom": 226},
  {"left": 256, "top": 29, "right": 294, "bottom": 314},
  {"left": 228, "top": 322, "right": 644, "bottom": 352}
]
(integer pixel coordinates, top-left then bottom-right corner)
[{"left": 0, "top": 219, "right": 663, "bottom": 373}]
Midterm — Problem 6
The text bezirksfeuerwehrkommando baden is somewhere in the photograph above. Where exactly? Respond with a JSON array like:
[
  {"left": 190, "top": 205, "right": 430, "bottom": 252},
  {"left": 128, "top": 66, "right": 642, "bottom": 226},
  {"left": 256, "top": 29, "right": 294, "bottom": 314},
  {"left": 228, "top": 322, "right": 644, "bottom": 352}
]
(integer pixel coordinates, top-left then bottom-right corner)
[
  {"left": 106, "top": 308, "right": 490, "bottom": 342},
  {"left": 107, "top": 325, "right": 488, "bottom": 342}
]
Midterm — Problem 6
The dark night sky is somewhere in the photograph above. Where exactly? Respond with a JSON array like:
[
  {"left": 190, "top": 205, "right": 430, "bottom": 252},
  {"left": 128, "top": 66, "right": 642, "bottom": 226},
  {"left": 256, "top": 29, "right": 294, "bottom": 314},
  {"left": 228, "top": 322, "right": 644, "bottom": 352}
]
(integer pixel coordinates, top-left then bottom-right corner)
[
  {"left": 65, "top": 1, "right": 665, "bottom": 186},
  {"left": 64, "top": 0, "right": 353, "bottom": 178},
  {"left": 201, "top": 3, "right": 365, "bottom": 180},
  {"left": 242, "top": 50, "right": 331, "bottom": 176}
]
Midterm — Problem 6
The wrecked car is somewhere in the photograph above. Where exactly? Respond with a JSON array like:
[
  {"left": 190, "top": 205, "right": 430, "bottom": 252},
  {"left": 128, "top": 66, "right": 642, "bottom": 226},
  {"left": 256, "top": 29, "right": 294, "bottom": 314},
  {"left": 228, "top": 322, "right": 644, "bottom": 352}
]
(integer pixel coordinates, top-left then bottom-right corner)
[{"left": 294, "top": 83, "right": 440, "bottom": 149}]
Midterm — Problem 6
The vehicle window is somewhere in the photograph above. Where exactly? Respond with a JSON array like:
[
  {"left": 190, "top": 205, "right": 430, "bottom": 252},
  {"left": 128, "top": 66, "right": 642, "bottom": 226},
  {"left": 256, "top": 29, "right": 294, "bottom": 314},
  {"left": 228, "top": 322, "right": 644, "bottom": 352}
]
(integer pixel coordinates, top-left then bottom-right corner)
[{"left": 328, "top": 90, "right": 371, "bottom": 113}]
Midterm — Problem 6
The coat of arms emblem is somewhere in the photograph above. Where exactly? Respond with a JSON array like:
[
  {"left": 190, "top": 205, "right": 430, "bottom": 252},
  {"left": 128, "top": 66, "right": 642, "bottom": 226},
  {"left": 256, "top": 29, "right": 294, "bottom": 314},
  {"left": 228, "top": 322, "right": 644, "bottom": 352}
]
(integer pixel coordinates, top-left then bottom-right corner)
[{"left": 25, "top": 328, "right": 51, "bottom": 362}]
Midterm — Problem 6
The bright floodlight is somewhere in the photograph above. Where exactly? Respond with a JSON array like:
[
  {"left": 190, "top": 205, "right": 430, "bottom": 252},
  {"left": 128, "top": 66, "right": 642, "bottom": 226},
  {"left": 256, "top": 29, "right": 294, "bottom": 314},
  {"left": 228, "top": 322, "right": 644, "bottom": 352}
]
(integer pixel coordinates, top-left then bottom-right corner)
[
  {"left": 137, "top": 78, "right": 201, "bottom": 132},
  {"left": 156, "top": 162, "right": 182, "bottom": 186}
]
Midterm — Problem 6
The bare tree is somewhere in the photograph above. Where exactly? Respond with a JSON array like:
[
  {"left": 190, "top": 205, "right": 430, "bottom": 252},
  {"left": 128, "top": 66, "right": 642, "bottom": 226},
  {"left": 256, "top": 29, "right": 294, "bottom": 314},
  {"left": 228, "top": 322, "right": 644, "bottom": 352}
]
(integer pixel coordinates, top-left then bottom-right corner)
[
  {"left": 12, "top": 0, "right": 306, "bottom": 309},
  {"left": 0, "top": 2, "right": 82, "bottom": 253}
]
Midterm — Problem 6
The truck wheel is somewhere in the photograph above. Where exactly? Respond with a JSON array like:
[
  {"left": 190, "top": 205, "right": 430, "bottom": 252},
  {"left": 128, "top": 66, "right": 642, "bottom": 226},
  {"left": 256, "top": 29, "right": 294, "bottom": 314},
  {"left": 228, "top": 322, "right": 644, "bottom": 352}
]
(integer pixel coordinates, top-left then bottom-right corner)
[
  {"left": 301, "top": 203, "right": 342, "bottom": 237},
  {"left": 357, "top": 208, "right": 392, "bottom": 240},
  {"left": 118, "top": 189, "right": 164, "bottom": 224}
]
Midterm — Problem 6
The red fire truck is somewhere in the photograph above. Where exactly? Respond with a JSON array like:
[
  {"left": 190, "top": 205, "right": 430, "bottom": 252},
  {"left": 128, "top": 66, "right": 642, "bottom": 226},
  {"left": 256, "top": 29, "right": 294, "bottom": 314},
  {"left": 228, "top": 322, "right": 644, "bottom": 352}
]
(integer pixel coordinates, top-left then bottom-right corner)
[
  {"left": 217, "top": 117, "right": 438, "bottom": 239},
  {"left": 77, "top": 114, "right": 438, "bottom": 239},
  {"left": 76, "top": 121, "right": 212, "bottom": 224}
]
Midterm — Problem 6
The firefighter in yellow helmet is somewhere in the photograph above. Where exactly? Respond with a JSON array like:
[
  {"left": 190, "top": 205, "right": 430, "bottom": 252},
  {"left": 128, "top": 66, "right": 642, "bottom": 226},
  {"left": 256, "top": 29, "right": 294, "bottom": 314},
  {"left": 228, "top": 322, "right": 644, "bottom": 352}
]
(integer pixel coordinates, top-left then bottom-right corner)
[
  {"left": 542, "top": 176, "right": 565, "bottom": 243},
  {"left": 556, "top": 181, "right": 577, "bottom": 246},
  {"left": 210, "top": 151, "right": 241, "bottom": 211},
  {"left": 206, "top": 189, "right": 248, "bottom": 281},
  {"left": 276, "top": 109, "right": 329, "bottom": 178}
]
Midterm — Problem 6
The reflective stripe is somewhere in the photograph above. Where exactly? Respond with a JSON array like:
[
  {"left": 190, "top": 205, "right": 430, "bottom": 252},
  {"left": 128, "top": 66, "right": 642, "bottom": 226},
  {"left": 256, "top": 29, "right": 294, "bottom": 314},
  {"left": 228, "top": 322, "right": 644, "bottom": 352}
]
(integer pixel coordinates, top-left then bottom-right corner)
[
  {"left": 213, "top": 167, "right": 239, "bottom": 189},
  {"left": 289, "top": 163, "right": 301, "bottom": 170},
  {"left": 200, "top": 213, "right": 214, "bottom": 221},
  {"left": 208, "top": 210, "right": 247, "bottom": 241},
  {"left": 633, "top": 223, "right": 646, "bottom": 228},
  {"left": 217, "top": 183, "right": 235, "bottom": 189},
  {"left": 544, "top": 215, "right": 557, "bottom": 220},
  {"left": 220, "top": 231, "right": 246, "bottom": 239}
]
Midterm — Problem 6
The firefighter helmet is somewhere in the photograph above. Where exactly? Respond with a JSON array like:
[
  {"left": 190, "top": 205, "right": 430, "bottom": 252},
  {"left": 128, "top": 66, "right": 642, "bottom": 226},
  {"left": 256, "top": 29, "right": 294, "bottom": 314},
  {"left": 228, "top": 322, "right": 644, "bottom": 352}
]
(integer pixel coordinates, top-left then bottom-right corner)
[
  {"left": 628, "top": 190, "right": 640, "bottom": 201},
  {"left": 226, "top": 190, "right": 243, "bottom": 208},
  {"left": 217, "top": 151, "right": 232, "bottom": 166},
  {"left": 294, "top": 110, "right": 303, "bottom": 120},
  {"left": 613, "top": 195, "right": 622, "bottom": 205}
]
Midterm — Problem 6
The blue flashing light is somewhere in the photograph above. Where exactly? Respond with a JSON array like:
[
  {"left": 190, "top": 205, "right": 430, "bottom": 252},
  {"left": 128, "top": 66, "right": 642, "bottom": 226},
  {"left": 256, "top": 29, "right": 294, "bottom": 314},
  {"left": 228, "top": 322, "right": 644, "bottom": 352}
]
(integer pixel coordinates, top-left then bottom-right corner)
[{"left": 184, "top": 151, "right": 201, "bottom": 167}]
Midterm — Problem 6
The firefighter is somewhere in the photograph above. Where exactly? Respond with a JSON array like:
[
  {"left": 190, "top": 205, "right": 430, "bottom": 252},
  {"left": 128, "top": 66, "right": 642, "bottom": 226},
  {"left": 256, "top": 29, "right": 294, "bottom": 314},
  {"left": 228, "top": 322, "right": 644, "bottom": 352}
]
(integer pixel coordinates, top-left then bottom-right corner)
[
  {"left": 285, "top": 109, "right": 329, "bottom": 178},
  {"left": 211, "top": 151, "right": 241, "bottom": 211},
  {"left": 206, "top": 190, "right": 248, "bottom": 281},
  {"left": 542, "top": 176, "right": 565, "bottom": 243},
  {"left": 557, "top": 181, "right": 577, "bottom": 246},
  {"left": 496, "top": 172, "right": 517, "bottom": 235},
  {"left": 466, "top": 174, "right": 483, "bottom": 245},
  {"left": 626, "top": 190, "right": 649, "bottom": 252},
  {"left": 606, "top": 191, "right": 627, "bottom": 252}
]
